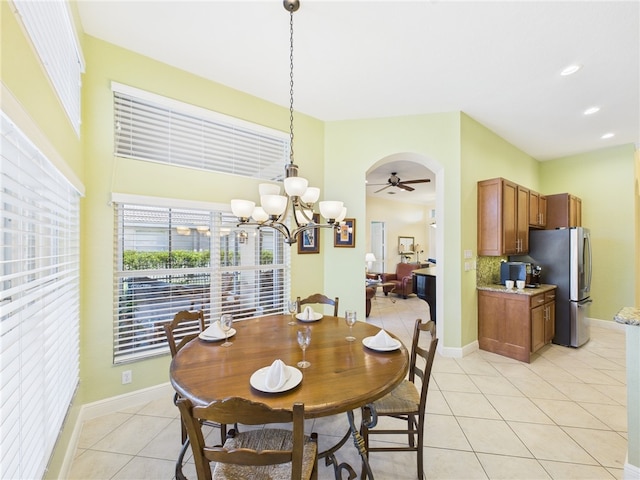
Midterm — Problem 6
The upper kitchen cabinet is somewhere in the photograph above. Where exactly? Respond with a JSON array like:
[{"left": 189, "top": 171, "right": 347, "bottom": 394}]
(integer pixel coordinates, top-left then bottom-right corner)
[
  {"left": 529, "top": 190, "right": 546, "bottom": 228},
  {"left": 478, "top": 178, "right": 529, "bottom": 256},
  {"left": 545, "top": 193, "right": 582, "bottom": 229}
]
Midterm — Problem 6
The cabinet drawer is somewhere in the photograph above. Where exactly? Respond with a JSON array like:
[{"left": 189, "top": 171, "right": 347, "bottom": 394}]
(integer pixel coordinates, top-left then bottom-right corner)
[
  {"left": 531, "top": 293, "right": 546, "bottom": 307},
  {"left": 544, "top": 290, "right": 556, "bottom": 303}
]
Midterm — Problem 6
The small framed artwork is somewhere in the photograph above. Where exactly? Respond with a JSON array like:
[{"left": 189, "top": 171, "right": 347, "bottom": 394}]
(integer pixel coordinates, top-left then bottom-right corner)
[
  {"left": 297, "top": 214, "right": 320, "bottom": 254},
  {"left": 334, "top": 218, "right": 356, "bottom": 248}
]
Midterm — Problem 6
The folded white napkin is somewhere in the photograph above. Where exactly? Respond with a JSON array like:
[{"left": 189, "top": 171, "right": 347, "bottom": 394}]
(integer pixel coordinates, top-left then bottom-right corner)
[
  {"left": 303, "top": 306, "right": 314, "bottom": 320},
  {"left": 264, "top": 359, "right": 290, "bottom": 391},
  {"left": 369, "top": 329, "right": 397, "bottom": 348},
  {"left": 202, "top": 322, "right": 226, "bottom": 338}
]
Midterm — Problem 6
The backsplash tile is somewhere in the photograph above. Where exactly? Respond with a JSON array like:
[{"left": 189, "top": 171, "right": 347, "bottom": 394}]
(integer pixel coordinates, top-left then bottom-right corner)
[{"left": 476, "top": 256, "right": 506, "bottom": 285}]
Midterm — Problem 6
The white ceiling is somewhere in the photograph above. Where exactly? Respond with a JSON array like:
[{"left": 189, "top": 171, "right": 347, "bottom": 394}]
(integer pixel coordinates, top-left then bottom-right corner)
[{"left": 77, "top": 0, "right": 639, "bottom": 204}]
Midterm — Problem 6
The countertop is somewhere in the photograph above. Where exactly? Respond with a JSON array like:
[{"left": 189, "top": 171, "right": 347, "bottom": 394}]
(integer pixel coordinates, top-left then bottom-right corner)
[
  {"left": 413, "top": 267, "right": 436, "bottom": 276},
  {"left": 477, "top": 283, "right": 557, "bottom": 296}
]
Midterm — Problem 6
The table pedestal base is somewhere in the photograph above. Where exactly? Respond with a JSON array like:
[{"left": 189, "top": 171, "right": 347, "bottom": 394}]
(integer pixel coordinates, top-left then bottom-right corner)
[{"left": 320, "top": 407, "right": 377, "bottom": 480}]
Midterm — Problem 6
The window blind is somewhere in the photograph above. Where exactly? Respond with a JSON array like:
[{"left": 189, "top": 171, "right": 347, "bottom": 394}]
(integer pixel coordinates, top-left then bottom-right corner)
[
  {"left": 0, "top": 112, "right": 81, "bottom": 479},
  {"left": 113, "top": 203, "right": 289, "bottom": 363},
  {"left": 112, "top": 83, "right": 288, "bottom": 181},
  {"left": 13, "top": 0, "right": 84, "bottom": 135}
]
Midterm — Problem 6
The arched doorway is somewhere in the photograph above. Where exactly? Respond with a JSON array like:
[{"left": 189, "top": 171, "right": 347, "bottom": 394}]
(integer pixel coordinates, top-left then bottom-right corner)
[{"left": 365, "top": 152, "right": 444, "bottom": 345}]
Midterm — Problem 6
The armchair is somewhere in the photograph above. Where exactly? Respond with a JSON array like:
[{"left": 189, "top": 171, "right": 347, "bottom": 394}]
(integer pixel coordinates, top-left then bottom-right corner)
[{"left": 381, "top": 263, "right": 420, "bottom": 298}]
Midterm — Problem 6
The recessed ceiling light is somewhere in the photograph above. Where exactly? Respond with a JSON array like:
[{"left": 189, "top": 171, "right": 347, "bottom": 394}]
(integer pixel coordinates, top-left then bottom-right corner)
[
  {"left": 560, "top": 64, "right": 582, "bottom": 76},
  {"left": 601, "top": 132, "right": 615, "bottom": 139},
  {"left": 583, "top": 106, "right": 600, "bottom": 115}
]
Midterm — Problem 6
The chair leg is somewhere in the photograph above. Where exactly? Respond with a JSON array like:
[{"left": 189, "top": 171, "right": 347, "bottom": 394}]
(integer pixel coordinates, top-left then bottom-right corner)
[
  {"left": 417, "top": 424, "right": 424, "bottom": 480},
  {"left": 220, "top": 423, "right": 227, "bottom": 445}
]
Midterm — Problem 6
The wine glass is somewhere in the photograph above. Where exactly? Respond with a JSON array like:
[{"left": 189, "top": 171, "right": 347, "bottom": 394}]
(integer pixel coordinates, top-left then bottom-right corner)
[
  {"left": 345, "top": 310, "right": 357, "bottom": 342},
  {"left": 287, "top": 300, "right": 298, "bottom": 325},
  {"left": 296, "top": 327, "right": 311, "bottom": 368},
  {"left": 219, "top": 314, "right": 233, "bottom": 347}
]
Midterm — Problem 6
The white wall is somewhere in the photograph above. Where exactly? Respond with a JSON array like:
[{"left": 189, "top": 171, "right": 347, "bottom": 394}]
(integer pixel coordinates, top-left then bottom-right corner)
[{"left": 365, "top": 196, "right": 435, "bottom": 274}]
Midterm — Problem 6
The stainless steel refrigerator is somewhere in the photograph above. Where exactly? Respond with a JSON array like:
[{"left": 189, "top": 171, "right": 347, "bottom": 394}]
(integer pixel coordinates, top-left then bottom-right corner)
[{"left": 512, "top": 227, "right": 592, "bottom": 347}]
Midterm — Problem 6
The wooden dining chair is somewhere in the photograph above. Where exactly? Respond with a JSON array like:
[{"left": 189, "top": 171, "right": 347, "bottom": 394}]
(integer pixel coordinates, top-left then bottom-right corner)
[
  {"left": 359, "top": 319, "right": 438, "bottom": 480},
  {"left": 297, "top": 293, "right": 339, "bottom": 317},
  {"left": 177, "top": 397, "right": 318, "bottom": 480},
  {"left": 163, "top": 310, "right": 226, "bottom": 480}
]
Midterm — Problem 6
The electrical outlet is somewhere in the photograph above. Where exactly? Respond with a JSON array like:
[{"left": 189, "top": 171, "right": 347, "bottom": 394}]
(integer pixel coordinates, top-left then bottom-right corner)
[
  {"left": 464, "top": 249, "right": 473, "bottom": 259},
  {"left": 122, "top": 370, "right": 132, "bottom": 384}
]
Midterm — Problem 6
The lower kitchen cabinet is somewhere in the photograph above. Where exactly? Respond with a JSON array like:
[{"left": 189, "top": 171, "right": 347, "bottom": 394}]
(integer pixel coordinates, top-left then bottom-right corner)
[{"left": 478, "top": 286, "right": 556, "bottom": 363}]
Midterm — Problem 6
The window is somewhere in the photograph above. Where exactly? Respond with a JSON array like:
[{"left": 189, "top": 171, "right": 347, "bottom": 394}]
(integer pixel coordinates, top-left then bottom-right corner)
[
  {"left": 13, "top": 0, "right": 84, "bottom": 134},
  {"left": 113, "top": 202, "right": 289, "bottom": 363},
  {"left": 0, "top": 112, "right": 81, "bottom": 479},
  {"left": 112, "top": 83, "right": 288, "bottom": 180}
]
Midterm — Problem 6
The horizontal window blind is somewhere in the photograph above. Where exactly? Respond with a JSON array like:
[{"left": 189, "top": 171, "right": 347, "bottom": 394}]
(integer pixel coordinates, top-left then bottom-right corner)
[
  {"left": 113, "top": 203, "right": 288, "bottom": 363},
  {"left": 0, "top": 112, "right": 80, "bottom": 479},
  {"left": 112, "top": 84, "right": 288, "bottom": 181},
  {"left": 13, "top": 0, "right": 84, "bottom": 135}
]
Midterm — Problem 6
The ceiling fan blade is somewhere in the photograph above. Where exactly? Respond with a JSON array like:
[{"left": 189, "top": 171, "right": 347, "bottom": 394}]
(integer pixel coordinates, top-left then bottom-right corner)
[
  {"left": 399, "top": 178, "right": 431, "bottom": 185},
  {"left": 374, "top": 185, "right": 392, "bottom": 194},
  {"left": 397, "top": 183, "right": 415, "bottom": 192},
  {"left": 366, "top": 183, "right": 391, "bottom": 186}
]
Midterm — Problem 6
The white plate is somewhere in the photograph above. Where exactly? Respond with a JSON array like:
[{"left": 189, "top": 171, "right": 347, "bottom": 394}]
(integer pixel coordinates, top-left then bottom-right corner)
[
  {"left": 362, "top": 336, "right": 401, "bottom": 352},
  {"left": 198, "top": 328, "right": 236, "bottom": 342},
  {"left": 295, "top": 312, "right": 323, "bottom": 322},
  {"left": 250, "top": 365, "right": 303, "bottom": 393}
]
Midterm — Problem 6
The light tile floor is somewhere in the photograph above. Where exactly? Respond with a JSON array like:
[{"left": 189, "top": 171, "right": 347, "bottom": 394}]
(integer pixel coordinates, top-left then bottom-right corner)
[{"left": 69, "top": 292, "right": 628, "bottom": 479}]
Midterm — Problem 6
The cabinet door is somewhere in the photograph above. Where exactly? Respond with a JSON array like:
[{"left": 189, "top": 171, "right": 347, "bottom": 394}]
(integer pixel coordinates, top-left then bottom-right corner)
[
  {"left": 569, "top": 196, "right": 582, "bottom": 227},
  {"left": 517, "top": 186, "right": 529, "bottom": 252},
  {"left": 529, "top": 191, "right": 540, "bottom": 226},
  {"left": 531, "top": 304, "right": 545, "bottom": 352},
  {"left": 539, "top": 196, "right": 547, "bottom": 227},
  {"left": 545, "top": 302, "right": 556, "bottom": 344},
  {"left": 478, "top": 290, "right": 531, "bottom": 362},
  {"left": 502, "top": 180, "right": 518, "bottom": 254}
]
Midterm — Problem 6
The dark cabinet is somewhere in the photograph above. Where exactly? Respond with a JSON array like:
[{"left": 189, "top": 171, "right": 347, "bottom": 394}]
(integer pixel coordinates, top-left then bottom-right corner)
[{"left": 413, "top": 271, "right": 436, "bottom": 323}]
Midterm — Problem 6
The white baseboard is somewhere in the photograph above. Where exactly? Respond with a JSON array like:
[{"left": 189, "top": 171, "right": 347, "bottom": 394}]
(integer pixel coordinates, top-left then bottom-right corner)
[
  {"left": 440, "top": 340, "right": 479, "bottom": 358},
  {"left": 624, "top": 458, "right": 640, "bottom": 479},
  {"left": 59, "top": 382, "right": 173, "bottom": 479},
  {"left": 590, "top": 317, "right": 627, "bottom": 331}
]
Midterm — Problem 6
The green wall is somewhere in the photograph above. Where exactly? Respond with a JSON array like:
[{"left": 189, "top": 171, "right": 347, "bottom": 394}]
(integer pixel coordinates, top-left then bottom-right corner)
[
  {"left": 540, "top": 144, "right": 636, "bottom": 321},
  {"left": 460, "top": 114, "right": 540, "bottom": 345},
  {"left": 80, "top": 35, "right": 327, "bottom": 404},
  {"left": 3, "top": 3, "right": 637, "bottom": 476}
]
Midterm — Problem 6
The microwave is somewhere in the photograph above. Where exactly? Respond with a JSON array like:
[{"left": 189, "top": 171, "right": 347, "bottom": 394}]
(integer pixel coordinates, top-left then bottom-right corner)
[{"left": 500, "top": 262, "right": 531, "bottom": 285}]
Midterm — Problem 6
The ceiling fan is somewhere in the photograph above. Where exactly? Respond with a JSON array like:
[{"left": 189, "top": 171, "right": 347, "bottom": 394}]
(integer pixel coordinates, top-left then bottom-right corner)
[{"left": 368, "top": 172, "right": 431, "bottom": 194}]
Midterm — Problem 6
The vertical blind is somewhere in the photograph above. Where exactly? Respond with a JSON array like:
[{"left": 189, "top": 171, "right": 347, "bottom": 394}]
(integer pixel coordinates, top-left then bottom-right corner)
[
  {"left": 113, "top": 202, "right": 289, "bottom": 363},
  {"left": 12, "top": 0, "right": 84, "bottom": 135},
  {"left": 112, "top": 82, "right": 288, "bottom": 180},
  {"left": 0, "top": 112, "right": 81, "bottom": 479}
]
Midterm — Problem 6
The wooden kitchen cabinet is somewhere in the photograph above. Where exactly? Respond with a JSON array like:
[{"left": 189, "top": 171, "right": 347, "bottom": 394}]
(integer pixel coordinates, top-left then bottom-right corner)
[
  {"left": 478, "top": 287, "right": 556, "bottom": 363},
  {"left": 545, "top": 193, "right": 581, "bottom": 229},
  {"left": 529, "top": 190, "right": 546, "bottom": 228},
  {"left": 477, "top": 178, "right": 529, "bottom": 256}
]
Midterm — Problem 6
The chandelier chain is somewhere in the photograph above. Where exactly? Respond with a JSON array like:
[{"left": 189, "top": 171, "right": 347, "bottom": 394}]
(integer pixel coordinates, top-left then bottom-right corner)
[{"left": 289, "top": 8, "right": 295, "bottom": 164}]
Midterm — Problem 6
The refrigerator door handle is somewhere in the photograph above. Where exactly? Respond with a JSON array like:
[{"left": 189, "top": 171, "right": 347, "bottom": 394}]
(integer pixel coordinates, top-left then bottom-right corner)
[
  {"left": 577, "top": 298, "right": 593, "bottom": 306},
  {"left": 584, "top": 230, "right": 593, "bottom": 293}
]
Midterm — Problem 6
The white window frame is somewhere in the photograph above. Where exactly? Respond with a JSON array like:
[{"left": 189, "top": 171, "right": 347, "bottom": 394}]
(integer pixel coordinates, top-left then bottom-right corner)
[
  {"left": 112, "top": 82, "right": 289, "bottom": 181},
  {"left": 0, "top": 111, "right": 81, "bottom": 480},
  {"left": 12, "top": 0, "right": 85, "bottom": 135},
  {"left": 112, "top": 195, "right": 290, "bottom": 364}
]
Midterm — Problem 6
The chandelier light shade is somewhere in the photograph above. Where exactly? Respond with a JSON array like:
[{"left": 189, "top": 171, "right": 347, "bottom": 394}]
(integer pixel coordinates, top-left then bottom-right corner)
[{"left": 230, "top": 0, "right": 346, "bottom": 245}]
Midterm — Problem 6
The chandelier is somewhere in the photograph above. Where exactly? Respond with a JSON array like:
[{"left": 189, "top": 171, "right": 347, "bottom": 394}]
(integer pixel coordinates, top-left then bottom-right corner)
[{"left": 230, "top": 0, "right": 346, "bottom": 245}]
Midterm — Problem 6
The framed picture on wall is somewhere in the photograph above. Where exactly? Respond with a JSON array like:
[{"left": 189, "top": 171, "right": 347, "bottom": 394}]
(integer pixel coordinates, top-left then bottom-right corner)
[
  {"left": 297, "top": 213, "right": 320, "bottom": 254},
  {"left": 334, "top": 218, "right": 356, "bottom": 248}
]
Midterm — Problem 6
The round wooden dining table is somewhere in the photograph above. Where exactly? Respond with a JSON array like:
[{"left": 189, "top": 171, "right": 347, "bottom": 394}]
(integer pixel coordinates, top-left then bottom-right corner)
[{"left": 170, "top": 314, "right": 409, "bottom": 479}]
